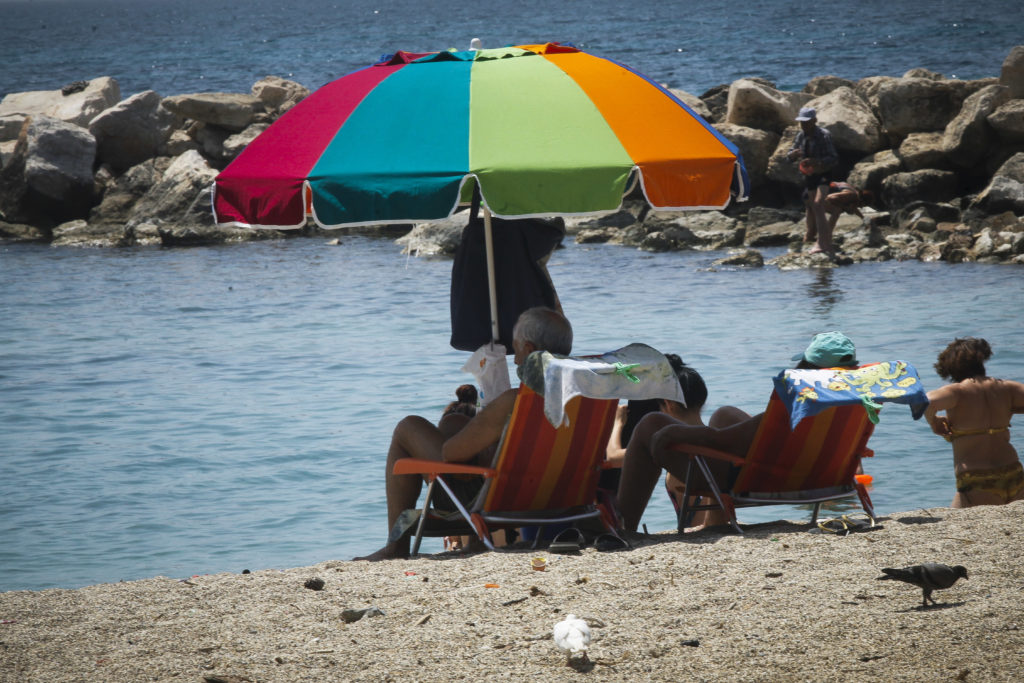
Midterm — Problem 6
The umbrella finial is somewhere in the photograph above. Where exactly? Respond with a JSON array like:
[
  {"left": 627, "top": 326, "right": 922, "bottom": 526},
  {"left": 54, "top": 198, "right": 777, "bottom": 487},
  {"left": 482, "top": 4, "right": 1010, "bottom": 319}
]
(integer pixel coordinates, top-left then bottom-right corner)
[{"left": 469, "top": 37, "right": 483, "bottom": 51}]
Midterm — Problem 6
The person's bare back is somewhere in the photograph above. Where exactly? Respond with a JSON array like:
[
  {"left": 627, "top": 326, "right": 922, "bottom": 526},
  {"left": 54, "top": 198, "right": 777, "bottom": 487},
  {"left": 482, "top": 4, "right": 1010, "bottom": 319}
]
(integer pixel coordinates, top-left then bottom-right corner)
[{"left": 925, "top": 337, "right": 1024, "bottom": 508}]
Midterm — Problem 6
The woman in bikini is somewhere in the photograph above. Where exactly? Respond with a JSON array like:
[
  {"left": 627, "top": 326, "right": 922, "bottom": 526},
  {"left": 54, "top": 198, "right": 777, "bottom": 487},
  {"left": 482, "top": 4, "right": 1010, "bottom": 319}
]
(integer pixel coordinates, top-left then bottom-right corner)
[{"left": 925, "top": 337, "right": 1024, "bottom": 507}]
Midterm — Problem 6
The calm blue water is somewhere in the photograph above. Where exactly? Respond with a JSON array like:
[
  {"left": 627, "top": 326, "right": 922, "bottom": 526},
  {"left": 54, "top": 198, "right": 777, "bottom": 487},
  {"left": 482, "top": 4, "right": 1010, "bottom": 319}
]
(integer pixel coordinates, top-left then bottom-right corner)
[
  {"left": 2, "top": 0, "right": 1023, "bottom": 592},
  {"left": 2, "top": 236, "right": 1023, "bottom": 592},
  {"left": 1, "top": 0, "right": 1021, "bottom": 99}
]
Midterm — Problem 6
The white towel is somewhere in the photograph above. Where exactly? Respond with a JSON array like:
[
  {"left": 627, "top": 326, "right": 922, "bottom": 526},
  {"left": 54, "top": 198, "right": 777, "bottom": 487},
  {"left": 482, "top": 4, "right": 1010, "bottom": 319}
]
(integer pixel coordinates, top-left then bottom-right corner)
[{"left": 520, "top": 343, "right": 687, "bottom": 427}]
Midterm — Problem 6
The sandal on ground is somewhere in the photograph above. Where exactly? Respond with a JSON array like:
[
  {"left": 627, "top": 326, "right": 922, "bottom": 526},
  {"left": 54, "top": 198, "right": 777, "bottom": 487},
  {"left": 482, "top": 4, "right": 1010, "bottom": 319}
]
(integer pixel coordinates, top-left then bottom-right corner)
[
  {"left": 594, "top": 533, "right": 630, "bottom": 552},
  {"left": 548, "top": 528, "right": 584, "bottom": 554}
]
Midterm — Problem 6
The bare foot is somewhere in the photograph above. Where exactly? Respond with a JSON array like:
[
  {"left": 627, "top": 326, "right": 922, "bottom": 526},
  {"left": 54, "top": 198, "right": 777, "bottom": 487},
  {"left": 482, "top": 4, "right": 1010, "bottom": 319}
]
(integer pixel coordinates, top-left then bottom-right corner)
[{"left": 353, "top": 544, "right": 408, "bottom": 562}]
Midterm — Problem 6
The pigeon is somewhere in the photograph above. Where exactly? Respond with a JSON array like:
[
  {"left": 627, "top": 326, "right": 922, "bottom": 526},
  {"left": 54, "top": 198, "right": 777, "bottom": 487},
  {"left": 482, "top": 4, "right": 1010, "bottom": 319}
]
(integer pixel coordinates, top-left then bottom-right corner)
[
  {"left": 876, "top": 563, "right": 968, "bottom": 606},
  {"left": 553, "top": 614, "right": 590, "bottom": 664}
]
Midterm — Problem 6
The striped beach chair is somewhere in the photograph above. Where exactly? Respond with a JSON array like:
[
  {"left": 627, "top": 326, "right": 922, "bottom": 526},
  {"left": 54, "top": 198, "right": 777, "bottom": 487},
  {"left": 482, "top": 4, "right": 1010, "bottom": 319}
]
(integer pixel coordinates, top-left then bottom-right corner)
[
  {"left": 391, "top": 384, "right": 619, "bottom": 553},
  {"left": 670, "top": 390, "right": 877, "bottom": 533}
]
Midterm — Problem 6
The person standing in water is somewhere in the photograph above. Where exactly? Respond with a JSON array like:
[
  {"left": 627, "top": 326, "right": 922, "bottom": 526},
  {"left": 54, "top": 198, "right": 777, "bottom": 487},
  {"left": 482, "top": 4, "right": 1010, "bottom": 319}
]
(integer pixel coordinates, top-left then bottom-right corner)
[{"left": 925, "top": 337, "right": 1024, "bottom": 507}]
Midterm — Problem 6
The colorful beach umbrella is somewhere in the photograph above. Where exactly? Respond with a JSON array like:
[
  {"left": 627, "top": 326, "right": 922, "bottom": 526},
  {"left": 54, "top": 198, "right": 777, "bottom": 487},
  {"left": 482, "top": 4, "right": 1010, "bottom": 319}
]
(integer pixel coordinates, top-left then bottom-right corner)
[{"left": 213, "top": 42, "right": 748, "bottom": 340}]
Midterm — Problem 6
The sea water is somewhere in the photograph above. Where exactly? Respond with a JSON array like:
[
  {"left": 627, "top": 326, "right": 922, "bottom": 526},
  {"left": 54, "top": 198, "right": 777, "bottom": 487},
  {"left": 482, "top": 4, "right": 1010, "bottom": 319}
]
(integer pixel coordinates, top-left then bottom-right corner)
[
  {"left": 1, "top": 0, "right": 1024, "bottom": 591},
  {"left": 2, "top": 0, "right": 1021, "bottom": 99},
  {"left": 2, "top": 237, "right": 1023, "bottom": 591}
]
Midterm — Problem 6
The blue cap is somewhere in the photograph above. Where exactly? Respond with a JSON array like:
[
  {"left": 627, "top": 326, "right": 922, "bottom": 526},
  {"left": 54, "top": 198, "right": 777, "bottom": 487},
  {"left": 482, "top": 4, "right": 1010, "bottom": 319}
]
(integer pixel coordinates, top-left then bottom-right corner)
[
  {"left": 792, "top": 331, "right": 858, "bottom": 367},
  {"left": 795, "top": 107, "right": 817, "bottom": 121}
]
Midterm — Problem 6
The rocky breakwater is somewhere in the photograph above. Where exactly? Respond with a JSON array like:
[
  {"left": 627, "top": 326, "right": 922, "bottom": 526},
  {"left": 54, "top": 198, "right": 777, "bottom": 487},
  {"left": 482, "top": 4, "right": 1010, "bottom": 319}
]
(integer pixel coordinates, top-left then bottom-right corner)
[
  {"left": 3, "top": 46, "right": 1024, "bottom": 267},
  {"left": 0, "top": 76, "right": 308, "bottom": 247}
]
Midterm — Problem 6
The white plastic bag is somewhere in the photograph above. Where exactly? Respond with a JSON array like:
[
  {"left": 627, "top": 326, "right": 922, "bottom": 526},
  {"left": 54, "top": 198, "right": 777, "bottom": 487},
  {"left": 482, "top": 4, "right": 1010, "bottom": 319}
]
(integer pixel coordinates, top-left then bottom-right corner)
[{"left": 461, "top": 342, "right": 511, "bottom": 406}]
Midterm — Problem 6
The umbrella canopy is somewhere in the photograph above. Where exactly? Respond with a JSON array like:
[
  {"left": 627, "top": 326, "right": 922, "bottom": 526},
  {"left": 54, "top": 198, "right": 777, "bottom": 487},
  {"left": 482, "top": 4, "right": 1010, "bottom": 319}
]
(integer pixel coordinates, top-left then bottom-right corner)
[{"left": 213, "top": 42, "right": 748, "bottom": 229}]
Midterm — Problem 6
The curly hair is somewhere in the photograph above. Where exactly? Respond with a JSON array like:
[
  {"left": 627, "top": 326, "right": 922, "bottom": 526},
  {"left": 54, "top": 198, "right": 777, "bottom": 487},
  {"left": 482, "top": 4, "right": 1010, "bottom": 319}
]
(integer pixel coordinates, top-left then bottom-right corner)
[{"left": 934, "top": 337, "right": 991, "bottom": 382}]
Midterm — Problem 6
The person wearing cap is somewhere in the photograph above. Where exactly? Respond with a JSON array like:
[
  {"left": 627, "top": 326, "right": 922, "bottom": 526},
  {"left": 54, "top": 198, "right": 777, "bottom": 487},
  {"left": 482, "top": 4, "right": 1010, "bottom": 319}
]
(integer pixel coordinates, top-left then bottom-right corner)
[
  {"left": 792, "top": 330, "right": 858, "bottom": 369},
  {"left": 615, "top": 332, "right": 859, "bottom": 534},
  {"left": 786, "top": 107, "right": 840, "bottom": 254}
]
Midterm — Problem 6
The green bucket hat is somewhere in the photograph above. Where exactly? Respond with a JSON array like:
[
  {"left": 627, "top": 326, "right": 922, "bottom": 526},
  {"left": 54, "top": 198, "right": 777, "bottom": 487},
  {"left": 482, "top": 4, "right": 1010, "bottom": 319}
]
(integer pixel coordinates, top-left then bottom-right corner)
[{"left": 792, "top": 331, "right": 858, "bottom": 368}]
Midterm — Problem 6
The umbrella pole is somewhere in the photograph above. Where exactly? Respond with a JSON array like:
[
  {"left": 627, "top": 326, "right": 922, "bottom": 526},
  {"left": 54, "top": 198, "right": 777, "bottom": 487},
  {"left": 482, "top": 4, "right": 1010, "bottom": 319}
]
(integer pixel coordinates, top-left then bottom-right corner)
[{"left": 482, "top": 207, "right": 500, "bottom": 344}]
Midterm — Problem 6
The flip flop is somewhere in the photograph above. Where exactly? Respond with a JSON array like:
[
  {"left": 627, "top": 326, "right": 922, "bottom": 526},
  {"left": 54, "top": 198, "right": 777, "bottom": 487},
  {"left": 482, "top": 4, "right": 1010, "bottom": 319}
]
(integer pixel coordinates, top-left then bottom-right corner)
[
  {"left": 548, "top": 528, "right": 584, "bottom": 554},
  {"left": 594, "top": 533, "right": 630, "bottom": 552}
]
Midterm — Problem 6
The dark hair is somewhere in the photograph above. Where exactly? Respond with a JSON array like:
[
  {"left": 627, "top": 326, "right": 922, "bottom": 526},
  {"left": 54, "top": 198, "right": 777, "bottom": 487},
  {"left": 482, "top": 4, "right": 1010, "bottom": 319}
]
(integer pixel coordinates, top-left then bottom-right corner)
[
  {"left": 442, "top": 384, "right": 478, "bottom": 418},
  {"left": 620, "top": 354, "right": 707, "bottom": 447},
  {"left": 934, "top": 337, "right": 991, "bottom": 382},
  {"left": 665, "top": 353, "right": 708, "bottom": 410}
]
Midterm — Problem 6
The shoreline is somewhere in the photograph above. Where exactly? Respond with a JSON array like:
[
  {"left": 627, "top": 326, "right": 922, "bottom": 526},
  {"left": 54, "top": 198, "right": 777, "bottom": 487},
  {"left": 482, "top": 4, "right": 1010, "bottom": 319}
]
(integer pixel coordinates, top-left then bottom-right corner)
[{"left": 3, "top": 502, "right": 1021, "bottom": 681}]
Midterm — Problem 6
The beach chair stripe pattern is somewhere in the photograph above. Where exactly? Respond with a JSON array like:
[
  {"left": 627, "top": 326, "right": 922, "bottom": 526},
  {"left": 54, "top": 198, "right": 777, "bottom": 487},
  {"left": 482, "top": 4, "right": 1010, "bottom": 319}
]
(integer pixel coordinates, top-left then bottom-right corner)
[
  {"left": 733, "top": 393, "right": 874, "bottom": 494},
  {"left": 673, "top": 389, "right": 877, "bottom": 533},
  {"left": 482, "top": 385, "right": 617, "bottom": 512},
  {"left": 395, "top": 383, "right": 618, "bottom": 552}
]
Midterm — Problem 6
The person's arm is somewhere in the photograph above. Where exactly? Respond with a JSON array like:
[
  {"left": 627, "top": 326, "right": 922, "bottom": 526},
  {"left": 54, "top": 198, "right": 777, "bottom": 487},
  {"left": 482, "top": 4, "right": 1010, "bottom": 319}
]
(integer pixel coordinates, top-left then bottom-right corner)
[
  {"left": 786, "top": 131, "right": 803, "bottom": 161},
  {"left": 441, "top": 387, "right": 517, "bottom": 462},
  {"left": 1007, "top": 380, "right": 1024, "bottom": 414},
  {"left": 924, "top": 385, "right": 957, "bottom": 438},
  {"left": 605, "top": 404, "right": 628, "bottom": 466}
]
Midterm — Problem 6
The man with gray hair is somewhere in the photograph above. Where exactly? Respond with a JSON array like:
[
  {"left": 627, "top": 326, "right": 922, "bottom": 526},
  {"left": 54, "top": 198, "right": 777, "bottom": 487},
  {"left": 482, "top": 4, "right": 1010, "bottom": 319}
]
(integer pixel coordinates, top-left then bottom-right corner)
[{"left": 355, "top": 306, "right": 572, "bottom": 561}]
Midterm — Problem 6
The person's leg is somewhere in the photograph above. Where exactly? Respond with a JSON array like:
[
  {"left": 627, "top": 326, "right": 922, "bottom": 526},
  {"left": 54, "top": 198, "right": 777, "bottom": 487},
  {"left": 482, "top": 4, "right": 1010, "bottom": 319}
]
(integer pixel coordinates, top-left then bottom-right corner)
[
  {"left": 616, "top": 412, "right": 683, "bottom": 532},
  {"left": 802, "top": 191, "right": 817, "bottom": 242},
  {"left": 684, "top": 406, "right": 753, "bottom": 528},
  {"left": 811, "top": 183, "right": 832, "bottom": 253},
  {"left": 355, "top": 415, "right": 447, "bottom": 561}
]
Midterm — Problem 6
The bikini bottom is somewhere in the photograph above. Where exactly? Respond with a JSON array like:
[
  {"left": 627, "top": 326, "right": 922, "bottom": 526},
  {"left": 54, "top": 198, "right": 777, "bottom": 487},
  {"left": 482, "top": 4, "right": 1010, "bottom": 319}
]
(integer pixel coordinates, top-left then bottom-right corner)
[{"left": 956, "top": 461, "right": 1024, "bottom": 503}]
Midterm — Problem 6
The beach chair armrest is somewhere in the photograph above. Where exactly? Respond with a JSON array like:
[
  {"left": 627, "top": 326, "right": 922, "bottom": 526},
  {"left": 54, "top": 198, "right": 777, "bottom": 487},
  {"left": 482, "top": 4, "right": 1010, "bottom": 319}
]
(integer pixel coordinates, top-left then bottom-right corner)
[
  {"left": 392, "top": 459, "right": 496, "bottom": 478},
  {"left": 666, "top": 444, "right": 746, "bottom": 466}
]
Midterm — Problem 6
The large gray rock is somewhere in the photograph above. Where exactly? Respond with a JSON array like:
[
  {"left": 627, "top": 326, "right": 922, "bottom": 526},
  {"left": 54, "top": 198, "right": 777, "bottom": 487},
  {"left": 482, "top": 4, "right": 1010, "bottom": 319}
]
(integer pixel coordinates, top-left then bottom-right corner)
[
  {"left": 222, "top": 123, "right": 270, "bottom": 161},
  {"left": 897, "top": 132, "right": 948, "bottom": 171},
  {"left": 970, "top": 176, "right": 1024, "bottom": 215},
  {"left": 698, "top": 84, "right": 730, "bottom": 123},
  {"left": 881, "top": 169, "right": 959, "bottom": 209},
  {"left": 806, "top": 86, "right": 884, "bottom": 155},
  {"left": 725, "top": 79, "right": 811, "bottom": 133},
  {"left": 803, "top": 75, "right": 856, "bottom": 96},
  {"left": 712, "top": 123, "right": 779, "bottom": 188},
  {"left": 89, "top": 90, "right": 176, "bottom": 172},
  {"left": 941, "top": 85, "right": 1011, "bottom": 168},
  {"left": 0, "top": 114, "right": 26, "bottom": 142},
  {"left": 667, "top": 87, "right": 712, "bottom": 121},
  {"left": 847, "top": 149, "right": 903, "bottom": 196},
  {"left": 89, "top": 158, "right": 171, "bottom": 225},
  {"left": 871, "top": 78, "right": 968, "bottom": 138},
  {"left": 161, "top": 92, "right": 263, "bottom": 132},
  {"left": 987, "top": 100, "right": 1024, "bottom": 143},
  {"left": 765, "top": 127, "right": 802, "bottom": 185},
  {"left": 0, "top": 77, "right": 121, "bottom": 128},
  {"left": 993, "top": 152, "right": 1024, "bottom": 184},
  {"left": 855, "top": 76, "right": 899, "bottom": 106},
  {"left": 129, "top": 150, "right": 217, "bottom": 226},
  {"left": 744, "top": 220, "right": 800, "bottom": 247},
  {"left": 50, "top": 219, "right": 132, "bottom": 248},
  {"left": 396, "top": 215, "right": 465, "bottom": 256},
  {"left": 999, "top": 45, "right": 1024, "bottom": 99},
  {"left": 3, "top": 115, "right": 98, "bottom": 225},
  {"left": 903, "top": 68, "right": 945, "bottom": 80},
  {"left": 251, "top": 76, "right": 310, "bottom": 116}
]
